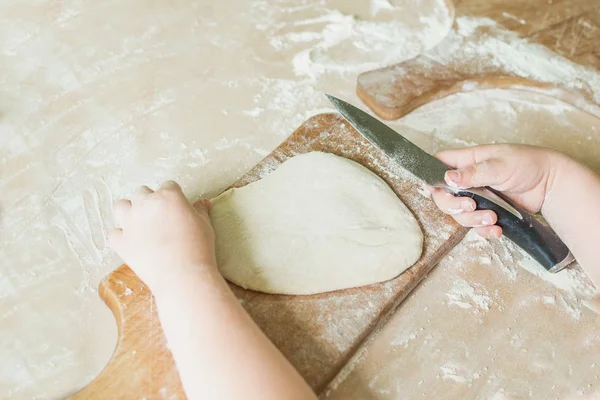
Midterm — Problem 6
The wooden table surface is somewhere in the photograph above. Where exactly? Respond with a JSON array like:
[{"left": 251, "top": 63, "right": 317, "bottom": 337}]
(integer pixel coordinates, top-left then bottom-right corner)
[
  {"left": 4, "top": 0, "right": 597, "bottom": 398},
  {"left": 358, "top": 0, "right": 600, "bottom": 121},
  {"left": 77, "top": 1, "right": 600, "bottom": 398},
  {"left": 456, "top": 0, "right": 600, "bottom": 69}
]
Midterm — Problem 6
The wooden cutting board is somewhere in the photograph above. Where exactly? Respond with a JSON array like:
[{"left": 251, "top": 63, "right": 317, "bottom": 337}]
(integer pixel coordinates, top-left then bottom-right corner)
[
  {"left": 71, "top": 113, "right": 467, "bottom": 399},
  {"left": 358, "top": 0, "right": 600, "bottom": 121}
]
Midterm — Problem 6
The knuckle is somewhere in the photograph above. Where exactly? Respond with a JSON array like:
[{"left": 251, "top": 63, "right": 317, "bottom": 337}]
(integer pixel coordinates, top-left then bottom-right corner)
[
  {"left": 466, "top": 164, "right": 478, "bottom": 177},
  {"left": 432, "top": 194, "right": 447, "bottom": 208},
  {"left": 157, "top": 181, "right": 182, "bottom": 197},
  {"left": 161, "top": 180, "right": 181, "bottom": 191},
  {"left": 159, "top": 188, "right": 179, "bottom": 200},
  {"left": 452, "top": 215, "right": 469, "bottom": 227},
  {"left": 114, "top": 199, "right": 129, "bottom": 210},
  {"left": 433, "top": 191, "right": 456, "bottom": 208},
  {"left": 153, "top": 192, "right": 172, "bottom": 204}
]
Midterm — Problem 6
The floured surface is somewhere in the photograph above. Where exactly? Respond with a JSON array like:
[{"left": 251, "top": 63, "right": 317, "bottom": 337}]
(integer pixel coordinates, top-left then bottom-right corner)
[
  {"left": 0, "top": 0, "right": 452, "bottom": 398},
  {"left": 324, "top": 89, "right": 600, "bottom": 398},
  {"left": 325, "top": 232, "right": 600, "bottom": 400},
  {"left": 211, "top": 152, "right": 423, "bottom": 295},
  {"left": 358, "top": 15, "right": 600, "bottom": 119},
  {"left": 3, "top": 0, "right": 600, "bottom": 399}
]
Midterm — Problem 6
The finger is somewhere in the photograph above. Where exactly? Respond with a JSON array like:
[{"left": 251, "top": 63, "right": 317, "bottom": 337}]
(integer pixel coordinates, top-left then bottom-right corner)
[
  {"left": 453, "top": 210, "right": 498, "bottom": 228},
  {"left": 431, "top": 188, "right": 476, "bottom": 215},
  {"left": 474, "top": 225, "right": 502, "bottom": 239},
  {"left": 132, "top": 185, "right": 154, "bottom": 202},
  {"left": 113, "top": 199, "right": 132, "bottom": 227},
  {"left": 193, "top": 198, "right": 211, "bottom": 212},
  {"left": 107, "top": 228, "right": 123, "bottom": 250},
  {"left": 444, "top": 158, "right": 506, "bottom": 189},
  {"left": 137, "top": 185, "right": 154, "bottom": 194},
  {"left": 435, "top": 145, "right": 500, "bottom": 169},
  {"left": 159, "top": 180, "right": 182, "bottom": 192},
  {"left": 136, "top": 185, "right": 154, "bottom": 195}
]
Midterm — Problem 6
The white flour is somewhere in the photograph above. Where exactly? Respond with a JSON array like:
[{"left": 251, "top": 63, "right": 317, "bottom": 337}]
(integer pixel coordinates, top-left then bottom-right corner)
[
  {"left": 447, "top": 17, "right": 600, "bottom": 105},
  {"left": 0, "top": 0, "right": 454, "bottom": 398},
  {"left": 458, "top": 232, "right": 596, "bottom": 320},
  {"left": 3, "top": 0, "right": 600, "bottom": 398},
  {"left": 446, "top": 278, "right": 493, "bottom": 311},
  {"left": 361, "top": 15, "right": 600, "bottom": 118},
  {"left": 290, "top": 4, "right": 450, "bottom": 79}
]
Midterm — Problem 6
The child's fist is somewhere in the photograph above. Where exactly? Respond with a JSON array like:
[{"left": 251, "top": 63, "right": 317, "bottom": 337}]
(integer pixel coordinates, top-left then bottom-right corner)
[{"left": 108, "top": 181, "right": 216, "bottom": 293}]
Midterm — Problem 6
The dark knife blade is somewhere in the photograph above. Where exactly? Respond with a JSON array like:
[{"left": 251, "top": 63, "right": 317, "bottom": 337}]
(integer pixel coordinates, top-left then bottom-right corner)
[{"left": 326, "top": 94, "right": 449, "bottom": 186}]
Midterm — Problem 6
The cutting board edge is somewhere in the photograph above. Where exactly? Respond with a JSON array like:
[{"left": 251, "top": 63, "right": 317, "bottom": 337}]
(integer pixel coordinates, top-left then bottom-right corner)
[{"left": 317, "top": 225, "right": 469, "bottom": 395}]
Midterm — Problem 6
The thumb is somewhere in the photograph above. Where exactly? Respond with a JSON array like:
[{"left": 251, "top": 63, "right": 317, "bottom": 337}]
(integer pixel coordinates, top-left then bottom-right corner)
[
  {"left": 193, "top": 198, "right": 211, "bottom": 213},
  {"left": 445, "top": 158, "right": 507, "bottom": 189}
]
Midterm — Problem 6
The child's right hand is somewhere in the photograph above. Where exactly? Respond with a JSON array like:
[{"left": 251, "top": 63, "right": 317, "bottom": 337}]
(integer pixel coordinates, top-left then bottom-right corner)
[{"left": 426, "top": 144, "right": 568, "bottom": 239}]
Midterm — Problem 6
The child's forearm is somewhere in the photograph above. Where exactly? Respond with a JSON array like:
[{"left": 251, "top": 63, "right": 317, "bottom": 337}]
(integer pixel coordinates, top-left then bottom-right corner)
[
  {"left": 153, "top": 265, "right": 316, "bottom": 400},
  {"left": 543, "top": 155, "right": 600, "bottom": 287}
]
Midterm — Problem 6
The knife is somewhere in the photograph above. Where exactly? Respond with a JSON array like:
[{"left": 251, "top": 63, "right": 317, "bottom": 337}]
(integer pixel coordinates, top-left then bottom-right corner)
[{"left": 326, "top": 94, "right": 574, "bottom": 273}]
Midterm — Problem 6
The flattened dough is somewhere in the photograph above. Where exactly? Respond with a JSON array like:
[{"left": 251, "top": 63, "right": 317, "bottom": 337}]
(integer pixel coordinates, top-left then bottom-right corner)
[{"left": 210, "top": 152, "right": 423, "bottom": 295}]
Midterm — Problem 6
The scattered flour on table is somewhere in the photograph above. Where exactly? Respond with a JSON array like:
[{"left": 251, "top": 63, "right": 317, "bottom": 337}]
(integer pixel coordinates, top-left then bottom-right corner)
[
  {"left": 446, "top": 278, "right": 493, "bottom": 311},
  {"left": 325, "top": 230, "right": 600, "bottom": 400},
  {"left": 441, "top": 16, "right": 600, "bottom": 109},
  {"left": 450, "top": 231, "right": 596, "bottom": 321},
  {"left": 0, "top": 0, "right": 454, "bottom": 398},
  {"left": 362, "top": 15, "right": 600, "bottom": 121},
  {"left": 4, "top": 1, "right": 600, "bottom": 399},
  {"left": 246, "top": 0, "right": 453, "bottom": 135},
  {"left": 289, "top": 1, "right": 451, "bottom": 79}
]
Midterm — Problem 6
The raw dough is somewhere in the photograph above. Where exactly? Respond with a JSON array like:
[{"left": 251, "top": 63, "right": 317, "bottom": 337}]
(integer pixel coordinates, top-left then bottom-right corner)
[{"left": 210, "top": 152, "right": 423, "bottom": 295}]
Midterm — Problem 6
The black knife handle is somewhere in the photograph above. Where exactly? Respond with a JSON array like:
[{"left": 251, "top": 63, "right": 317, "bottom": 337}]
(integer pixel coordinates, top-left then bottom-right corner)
[{"left": 455, "top": 187, "right": 574, "bottom": 272}]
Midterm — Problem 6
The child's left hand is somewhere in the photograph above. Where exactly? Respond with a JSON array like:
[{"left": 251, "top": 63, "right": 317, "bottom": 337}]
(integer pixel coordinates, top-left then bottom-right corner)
[{"left": 108, "top": 181, "right": 216, "bottom": 294}]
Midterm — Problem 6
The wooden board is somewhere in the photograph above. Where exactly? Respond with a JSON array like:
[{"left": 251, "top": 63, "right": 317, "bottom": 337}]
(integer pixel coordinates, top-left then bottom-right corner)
[
  {"left": 358, "top": 0, "right": 600, "bottom": 121},
  {"left": 71, "top": 113, "right": 467, "bottom": 399}
]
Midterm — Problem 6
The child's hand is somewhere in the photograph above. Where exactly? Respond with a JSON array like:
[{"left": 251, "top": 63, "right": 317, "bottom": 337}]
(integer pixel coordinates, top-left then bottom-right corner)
[
  {"left": 108, "top": 181, "right": 216, "bottom": 293},
  {"left": 426, "top": 144, "right": 567, "bottom": 239}
]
